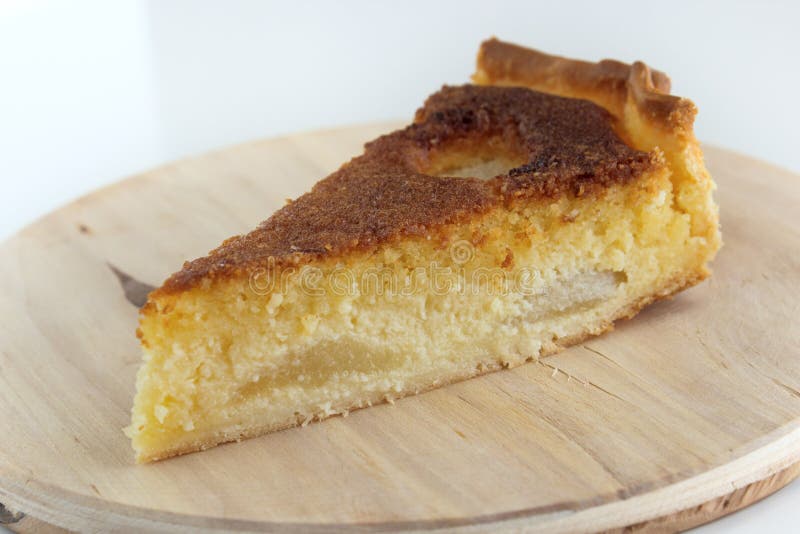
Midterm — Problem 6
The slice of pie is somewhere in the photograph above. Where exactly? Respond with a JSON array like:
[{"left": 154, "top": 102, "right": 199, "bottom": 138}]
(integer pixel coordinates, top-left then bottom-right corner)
[{"left": 126, "top": 38, "right": 720, "bottom": 462}]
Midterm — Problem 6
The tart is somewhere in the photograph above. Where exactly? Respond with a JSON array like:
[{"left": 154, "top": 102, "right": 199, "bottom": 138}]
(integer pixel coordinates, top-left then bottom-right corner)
[{"left": 127, "top": 38, "right": 720, "bottom": 462}]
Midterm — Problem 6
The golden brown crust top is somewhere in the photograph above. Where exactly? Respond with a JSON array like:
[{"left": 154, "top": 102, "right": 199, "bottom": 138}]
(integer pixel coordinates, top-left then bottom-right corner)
[
  {"left": 156, "top": 83, "right": 656, "bottom": 296},
  {"left": 474, "top": 38, "right": 697, "bottom": 137}
]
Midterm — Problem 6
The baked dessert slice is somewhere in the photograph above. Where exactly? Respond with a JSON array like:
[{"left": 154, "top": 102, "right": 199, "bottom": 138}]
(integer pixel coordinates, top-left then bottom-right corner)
[{"left": 126, "top": 39, "right": 720, "bottom": 462}]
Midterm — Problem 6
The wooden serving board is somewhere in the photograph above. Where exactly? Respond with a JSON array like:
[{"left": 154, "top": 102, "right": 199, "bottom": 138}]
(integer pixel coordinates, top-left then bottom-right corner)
[{"left": 1, "top": 122, "right": 799, "bottom": 533}]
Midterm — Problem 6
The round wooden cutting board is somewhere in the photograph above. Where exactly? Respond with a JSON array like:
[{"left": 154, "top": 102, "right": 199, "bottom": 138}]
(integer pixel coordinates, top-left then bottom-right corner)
[{"left": 1, "top": 122, "right": 799, "bottom": 533}]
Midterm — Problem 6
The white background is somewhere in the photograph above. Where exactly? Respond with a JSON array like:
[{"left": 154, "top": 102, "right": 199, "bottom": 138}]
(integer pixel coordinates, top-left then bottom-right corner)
[{"left": 1, "top": 1, "right": 798, "bottom": 531}]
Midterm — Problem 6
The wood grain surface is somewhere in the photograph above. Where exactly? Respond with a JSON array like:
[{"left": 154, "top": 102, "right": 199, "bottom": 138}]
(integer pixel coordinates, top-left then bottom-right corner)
[{"left": 0, "top": 122, "right": 798, "bottom": 532}]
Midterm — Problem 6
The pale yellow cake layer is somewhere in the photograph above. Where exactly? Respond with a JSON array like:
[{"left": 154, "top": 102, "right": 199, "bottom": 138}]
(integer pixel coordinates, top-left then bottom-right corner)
[{"left": 127, "top": 157, "right": 714, "bottom": 462}]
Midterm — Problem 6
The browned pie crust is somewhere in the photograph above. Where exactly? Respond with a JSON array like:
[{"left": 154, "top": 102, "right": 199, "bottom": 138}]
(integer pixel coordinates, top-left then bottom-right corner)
[
  {"left": 474, "top": 38, "right": 697, "bottom": 137},
  {"left": 157, "top": 81, "right": 663, "bottom": 296}
]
